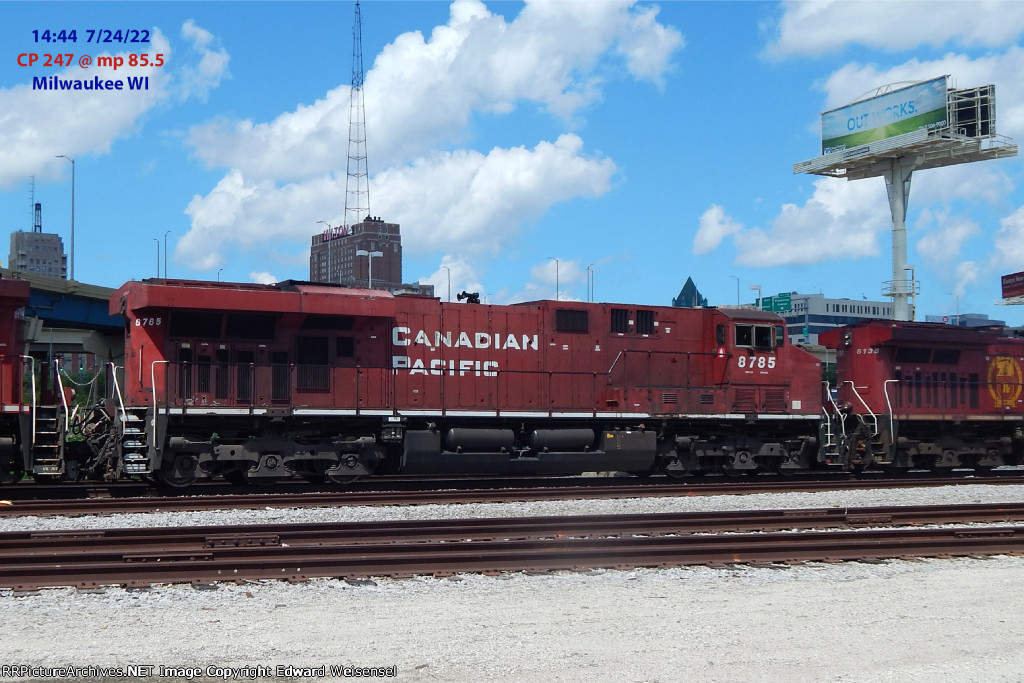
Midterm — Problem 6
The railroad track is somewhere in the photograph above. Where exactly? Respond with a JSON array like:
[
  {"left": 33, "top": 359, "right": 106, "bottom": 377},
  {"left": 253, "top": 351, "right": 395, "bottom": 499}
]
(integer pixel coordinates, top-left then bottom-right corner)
[
  {"left": 4, "top": 502, "right": 1024, "bottom": 590},
  {"left": 1, "top": 474, "right": 1022, "bottom": 517}
]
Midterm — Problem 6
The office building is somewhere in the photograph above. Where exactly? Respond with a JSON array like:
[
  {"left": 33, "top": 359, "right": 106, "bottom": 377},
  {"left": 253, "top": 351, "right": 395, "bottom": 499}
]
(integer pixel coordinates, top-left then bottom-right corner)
[
  {"left": 9, "top": 203, "right": 67, "bottom": 280},
  {"left": 309, "top": 217, "right": 402, "bottom": 290}
]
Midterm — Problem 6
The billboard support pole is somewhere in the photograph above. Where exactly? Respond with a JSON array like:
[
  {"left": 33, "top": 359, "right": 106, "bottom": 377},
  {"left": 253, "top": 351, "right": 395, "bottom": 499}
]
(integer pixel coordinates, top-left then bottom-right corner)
[{"left": 884, "top": 157, "right": 917, "bottom": 321}]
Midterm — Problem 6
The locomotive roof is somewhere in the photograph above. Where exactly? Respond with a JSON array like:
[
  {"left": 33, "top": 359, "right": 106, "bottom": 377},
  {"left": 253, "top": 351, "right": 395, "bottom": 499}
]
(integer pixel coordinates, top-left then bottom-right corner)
[
  {"left": 715, "top": 308, "right": 786, "bottom": 322},
  {"left": 111, "top": 278, "right": 399, "bottom": 317},
  {"left": 819, "top": 318, "right": 1006, "bottom": 348}
]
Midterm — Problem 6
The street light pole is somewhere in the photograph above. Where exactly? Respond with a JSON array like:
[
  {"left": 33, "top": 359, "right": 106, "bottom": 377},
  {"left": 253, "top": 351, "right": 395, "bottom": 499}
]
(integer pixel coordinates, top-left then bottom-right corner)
[
  {"left": 217, "top": 268, "right": 223, "bottom": 282},
  {"left": 731, "top": 275, "right": 739, "bottom": 306},
  {"left": 750, "top": 284, "right": 762, "bottom": 310},
  {"left": 153, "top": 238, "right": 160, "bottom": 278},
  {"left": 548, "top": 257, "right": 559, "bottom": 301},
  {"left": 356, "top": 249, "right": 383, "bottom": 289},
  {"left": 442, "top": 265, "right": 451, "bottom": 302},
  {"left": 55, "top": 155, "right": 74, "bottom": 280},
  {"left": 586, "top": 264, "right": 594, "bottom": 302},
  {"left": 164, "top": 230, "right": 170, "bottom": 279}
]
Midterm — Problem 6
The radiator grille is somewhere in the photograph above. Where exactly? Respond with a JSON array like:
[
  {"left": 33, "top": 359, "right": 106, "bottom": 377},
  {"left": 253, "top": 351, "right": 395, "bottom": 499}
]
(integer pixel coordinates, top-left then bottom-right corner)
[
  {"left": 764, "top": 388, "right": 786, "bottom": 413},
  {"left": 733, "top": 387, "right": 757, "bottom": 413}
]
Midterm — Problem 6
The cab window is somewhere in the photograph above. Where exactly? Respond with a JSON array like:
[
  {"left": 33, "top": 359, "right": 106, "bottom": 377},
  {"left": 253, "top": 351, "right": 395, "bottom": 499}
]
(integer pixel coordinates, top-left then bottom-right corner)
[{"left": 735, "top": 324, "right": 773, "bottom": 349}]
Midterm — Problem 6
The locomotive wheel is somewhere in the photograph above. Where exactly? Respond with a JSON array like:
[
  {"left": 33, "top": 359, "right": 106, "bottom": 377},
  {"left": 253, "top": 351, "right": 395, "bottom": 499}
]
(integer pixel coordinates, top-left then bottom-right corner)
[
  {"left": 157, "top": 454, "right": 198, "bottom": 488},
  {"left": 327, "top": 472, "right": 361, "bottom": 485},
  {"left": 661, "top": 462, "right": 695, "bottom": 478}
]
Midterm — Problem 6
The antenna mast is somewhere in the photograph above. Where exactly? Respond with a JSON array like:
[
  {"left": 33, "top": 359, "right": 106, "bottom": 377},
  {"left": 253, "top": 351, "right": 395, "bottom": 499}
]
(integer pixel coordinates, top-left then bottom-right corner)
[
  {"left": 344, "top": 0, "right": 369, "bottom": 230},
  {"left": 28, "top": 176, "right": 35, "bottom": 230}
]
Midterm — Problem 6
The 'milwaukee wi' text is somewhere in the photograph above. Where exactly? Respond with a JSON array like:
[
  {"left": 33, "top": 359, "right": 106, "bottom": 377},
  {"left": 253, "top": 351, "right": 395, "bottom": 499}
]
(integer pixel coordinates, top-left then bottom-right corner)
[{"left": 32, "top": 75, "right": 149, "bottom": 90}]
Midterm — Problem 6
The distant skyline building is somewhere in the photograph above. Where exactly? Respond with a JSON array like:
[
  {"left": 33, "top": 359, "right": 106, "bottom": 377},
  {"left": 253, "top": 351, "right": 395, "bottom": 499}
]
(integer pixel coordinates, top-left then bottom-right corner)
[
  {"left": 672, "top": 277, "right": 708, "bottom": 308},
  {"left": 760, "top": 292, "right": 894, "bottom": 345},
  {"left": 9, "top": 202, "right": 67, "bottom": 279},
  {"left": 309, "top": 216, "right": 402, "bottom": 289}
]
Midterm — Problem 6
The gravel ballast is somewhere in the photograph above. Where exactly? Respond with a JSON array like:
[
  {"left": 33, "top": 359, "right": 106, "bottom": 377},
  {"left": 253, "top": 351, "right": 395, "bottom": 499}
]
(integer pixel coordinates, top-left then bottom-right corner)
[{"left": 2, "top": 484, "right": 1023, "bottom": 682}]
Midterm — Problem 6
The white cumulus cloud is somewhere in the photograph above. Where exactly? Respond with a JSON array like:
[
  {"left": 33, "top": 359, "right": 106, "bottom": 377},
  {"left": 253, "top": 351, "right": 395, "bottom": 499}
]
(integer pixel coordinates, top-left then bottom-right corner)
[
  {"left": 766, "top": 0, "right": 1024, "bottom": 58},
  {"left": 179, "top": 1, "right": 680, "bottom": 273},
  {"left": 0, "top": 30, "right": 173, "bottom": 189},
  {"left": 693, "top": 205, "right": 743, "bottom": 255}
]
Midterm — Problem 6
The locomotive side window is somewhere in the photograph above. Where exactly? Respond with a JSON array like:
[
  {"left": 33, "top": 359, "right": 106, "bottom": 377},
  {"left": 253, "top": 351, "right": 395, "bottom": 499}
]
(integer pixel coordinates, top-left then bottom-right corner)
[
  {"left": 734, "top": 324, "right": 774, "bottom": 349},
  {"left": 754, "top": 326, "right": 772, "bottom": 349},
  {"left": 610, "top": 309, "right": 629, "bottom": 333},
  {"left": 775, "top": 326, "right": 785, "bottom": 347},
  {"left": 715, "top": 324, "right": 725, "bottom": 346},
  {"left": 556, "top": 308, "right": 588, "bottom": 333},
  {"left": 636, "top": 310, "right": 655, "bottom": 335},
  {"left": 735, "top": 324, "right": 753, "bottom": 347}
]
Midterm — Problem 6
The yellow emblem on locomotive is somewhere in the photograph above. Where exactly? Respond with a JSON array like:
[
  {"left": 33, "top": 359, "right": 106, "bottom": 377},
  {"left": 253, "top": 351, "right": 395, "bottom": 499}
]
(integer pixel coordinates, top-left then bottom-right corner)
[{"left": 987, "top": 356, "right": 1023, "bottom": 409}]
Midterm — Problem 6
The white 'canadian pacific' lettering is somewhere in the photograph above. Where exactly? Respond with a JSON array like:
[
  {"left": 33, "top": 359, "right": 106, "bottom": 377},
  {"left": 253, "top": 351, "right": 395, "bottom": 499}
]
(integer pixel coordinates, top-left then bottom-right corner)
[
  {"left": 392, "top": 357, "right": 498, "bottom": 377},
  {"left": 390, "top": 326, "right": 536, "bottom": 378},
  {"left": 392, "top": 326, "right": 538, "bottom": 351}
]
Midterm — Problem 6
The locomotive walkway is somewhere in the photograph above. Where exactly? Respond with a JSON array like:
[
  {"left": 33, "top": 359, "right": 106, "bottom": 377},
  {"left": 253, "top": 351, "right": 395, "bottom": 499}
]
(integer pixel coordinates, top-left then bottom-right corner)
[{"left": 3, "top": 503, "right": 1024, "bottom": 590}]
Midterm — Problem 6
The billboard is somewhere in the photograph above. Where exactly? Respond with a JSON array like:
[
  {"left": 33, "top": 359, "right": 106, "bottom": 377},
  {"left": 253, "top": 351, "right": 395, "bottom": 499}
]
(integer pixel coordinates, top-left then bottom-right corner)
[
  {"left": 821, "top": 76, "right": 948, "bottom": 154},
  {"left": 1002, "top": 271, "right": 1024, "bottom": 299}
]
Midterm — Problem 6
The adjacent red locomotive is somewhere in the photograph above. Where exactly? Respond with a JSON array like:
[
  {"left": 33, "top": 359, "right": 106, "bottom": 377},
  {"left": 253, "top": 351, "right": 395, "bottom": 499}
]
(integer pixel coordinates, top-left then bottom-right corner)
[
  {"left": 87, "top": 279, "right": 822, "bottom": 485},
  {"left": 0, "top": 278, "right": 32, "bottom": 483},
  {"left": 820, "top": 321, "right": 1024, "bottom": 472}
]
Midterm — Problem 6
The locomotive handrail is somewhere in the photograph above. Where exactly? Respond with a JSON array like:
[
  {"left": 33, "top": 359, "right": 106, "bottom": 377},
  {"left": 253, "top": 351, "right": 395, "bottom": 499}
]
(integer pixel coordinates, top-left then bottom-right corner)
[
  {"left": 822, "top": 381, "right": 846, "bottom": 445},
  {"left": 883, "top": 379, "right": 898, "bottom": 441},
  {"left": 19, "top": 355, "right": 36, "bottom": 442},
  {"left": 53, "top": 358, "right": 70, "bottom": 433},
  {"left": 109, "top": 363, "right": 128, "bottom": 424},
  {"left": 606, "top": 350, "right": 625, "bottom": 376},
  {"left": 150, "top": 360, "right": 169, "bottom": 414},
  {"left": 844, "top": 381, "right": 878, "bottom": 436}
]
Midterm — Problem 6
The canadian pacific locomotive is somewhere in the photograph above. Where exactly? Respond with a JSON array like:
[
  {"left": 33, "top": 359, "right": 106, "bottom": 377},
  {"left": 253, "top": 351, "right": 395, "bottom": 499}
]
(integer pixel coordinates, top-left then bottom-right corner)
[{"left": 0, "top": 276, "right": 1021, "bottom": 486}]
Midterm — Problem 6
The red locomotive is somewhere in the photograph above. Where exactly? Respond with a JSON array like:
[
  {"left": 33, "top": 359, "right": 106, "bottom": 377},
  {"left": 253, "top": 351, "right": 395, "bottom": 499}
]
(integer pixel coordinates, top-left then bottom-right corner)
[
  {"left": 0, "top": 278, "right": 31, "bottom": 483},
  {"left": 820, "top": 320, "right": 1024, "bottom": 472},
  {"left": 76, "top": 279, "right": 822, "bottom": 485},
  {"left": 6, "top": 276, "right": 1022, "bottom": 486}
]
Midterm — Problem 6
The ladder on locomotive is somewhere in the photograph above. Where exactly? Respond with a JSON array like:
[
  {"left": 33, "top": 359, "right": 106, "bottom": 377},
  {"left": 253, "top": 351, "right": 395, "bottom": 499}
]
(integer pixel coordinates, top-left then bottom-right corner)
[
  {"left": 109, "top": 364, "right": 150, "bottom": 475},
  {"left": 28, "top": 404, "right": 65, "bottom": 476}
]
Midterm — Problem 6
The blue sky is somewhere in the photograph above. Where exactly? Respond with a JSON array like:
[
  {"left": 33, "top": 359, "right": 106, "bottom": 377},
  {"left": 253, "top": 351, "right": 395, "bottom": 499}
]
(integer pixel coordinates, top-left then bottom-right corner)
[{"left": 1, "top": 1, "right": 1022, "bottom": 323}]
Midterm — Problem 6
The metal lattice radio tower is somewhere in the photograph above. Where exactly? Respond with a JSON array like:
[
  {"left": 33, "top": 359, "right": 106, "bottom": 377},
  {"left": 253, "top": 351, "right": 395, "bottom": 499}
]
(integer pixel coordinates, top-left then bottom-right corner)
[{"left": 344, "top": 0, "right": 370, "bottom": 231}]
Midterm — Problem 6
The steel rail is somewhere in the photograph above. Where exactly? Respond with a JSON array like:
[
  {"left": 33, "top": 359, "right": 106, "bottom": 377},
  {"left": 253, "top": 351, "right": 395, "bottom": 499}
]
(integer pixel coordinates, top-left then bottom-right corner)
[
  {"left": 3, "top": 502, "right": 1024, "bottom": 554},
  {"left": 3, "top": 504, "right": 1024, "bottom": 589},
  {"left": 2, "top": 525, "right": 1023, "bottom": 591},
  {"left": 2, "top": 475, "right": 1023, "bottom": 518}
]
